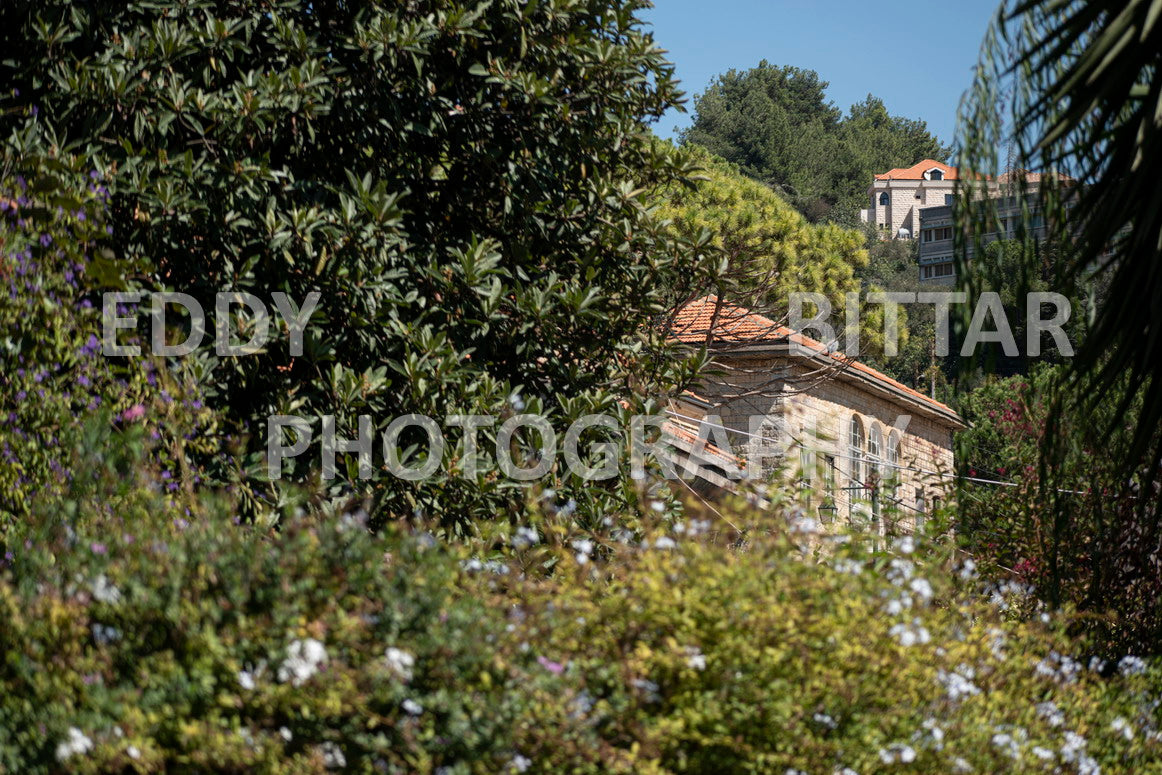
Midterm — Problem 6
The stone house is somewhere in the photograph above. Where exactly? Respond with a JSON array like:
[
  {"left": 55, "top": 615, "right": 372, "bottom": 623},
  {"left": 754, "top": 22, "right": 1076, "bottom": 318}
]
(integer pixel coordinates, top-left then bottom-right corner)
[
  {"left": 667, "top": 296, "right": 966, "bottom": 534},
  {"left": 861, "top": 159, "right": 958, "bottom": 239}
]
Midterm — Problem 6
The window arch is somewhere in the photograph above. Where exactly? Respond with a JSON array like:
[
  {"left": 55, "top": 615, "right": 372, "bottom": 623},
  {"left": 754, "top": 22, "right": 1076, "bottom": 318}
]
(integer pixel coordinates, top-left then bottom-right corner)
[
  {"left": 887, "top": 431, "right": 901, "bottom": 499},
  {"left": 848, "top": 415, "right": 865, "bottom": 489},
  {"left": 867, "top": 424, "right": 883, "bottom": 484},
  {"left": 878, "top": 192, "right": 890, "bottom": 206},
  {"left": 925, "top": 168, "right": 944, "bottom": 180}
]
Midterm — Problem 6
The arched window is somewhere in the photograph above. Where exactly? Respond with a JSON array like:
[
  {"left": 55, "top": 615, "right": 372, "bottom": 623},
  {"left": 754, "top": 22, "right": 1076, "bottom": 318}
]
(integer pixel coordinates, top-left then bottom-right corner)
[
  {"left": 878, "top": 192, "right": 890, "bottom": 206},
  {"left": 887, "top": 431, "right": 901, "bottom": 499},
  {"left": 925, "top": 168, "right": 944, "bottom": 180},
  {"left": 867, "top": 424, "right": 882, "bottom": 485},
  {"left": 848, "top": 415, "right": 864, "bottom": 490},
  {"left": 867, "top": 424, "right": 883, "bottom": 522}
]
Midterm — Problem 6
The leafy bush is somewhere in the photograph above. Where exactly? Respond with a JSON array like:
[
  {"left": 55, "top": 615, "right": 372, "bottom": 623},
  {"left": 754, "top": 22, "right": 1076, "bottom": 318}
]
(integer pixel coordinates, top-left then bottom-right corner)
[
  {"left": 4, "top": 461, "right": 1160, "bottom": 772},
  {"left": 0, "top": 0, "right": 711, "bottom": 526},
  {"left": 0, "top": 157, "right": 217, "bottom": 530},
  {"left": 955, "top": 365, "right": 1161, "bottom": 656}
]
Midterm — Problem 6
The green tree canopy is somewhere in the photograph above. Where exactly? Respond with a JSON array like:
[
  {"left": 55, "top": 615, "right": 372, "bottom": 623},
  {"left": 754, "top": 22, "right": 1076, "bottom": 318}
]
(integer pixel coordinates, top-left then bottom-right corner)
[
  {"left": 655, "top": 146, "right": 864, "bottom": 313},
  {"left": 654, "top": 147, "right": 905, "bottom": 362},
  {"left": 0, "top": 0, "right": 708, "bottom": 527},
  {"left": 681, "top": 61, "right": 950, "bottom": 224}
]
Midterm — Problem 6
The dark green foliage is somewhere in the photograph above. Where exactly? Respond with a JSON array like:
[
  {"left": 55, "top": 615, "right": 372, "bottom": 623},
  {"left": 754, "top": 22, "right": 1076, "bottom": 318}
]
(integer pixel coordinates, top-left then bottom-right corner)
[
  {"left": 0, "top": 0, "right": 709, "bottom": 527},
  {"left": 681, "top": 61, "right": 949, "bottom": 224},
  {"left": 956, "top": 0, "right": 1162, "bottom": 650}
]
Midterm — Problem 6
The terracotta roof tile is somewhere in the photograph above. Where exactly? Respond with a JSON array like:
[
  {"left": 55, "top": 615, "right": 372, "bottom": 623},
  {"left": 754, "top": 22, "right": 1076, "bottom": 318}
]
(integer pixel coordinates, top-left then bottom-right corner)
[
  {"left": 874, "top": 159, "right": 958, "bottom": 181},
  {"left": 669, "top": 296, "right": 962, "bottom": 423}
]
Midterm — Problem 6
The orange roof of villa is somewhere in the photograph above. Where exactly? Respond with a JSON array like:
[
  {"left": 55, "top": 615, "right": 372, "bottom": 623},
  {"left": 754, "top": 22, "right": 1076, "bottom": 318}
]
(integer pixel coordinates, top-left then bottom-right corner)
[
  {"left": 669, "top": 296, "right": 964, "bottom": 426},
  {"left": 874, "top": 159, "right": 958, "bottom": 181}
]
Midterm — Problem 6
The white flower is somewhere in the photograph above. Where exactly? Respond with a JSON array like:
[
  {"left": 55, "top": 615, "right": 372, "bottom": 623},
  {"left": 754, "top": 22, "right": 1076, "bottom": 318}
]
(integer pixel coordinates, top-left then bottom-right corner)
[
  {"left": 385, "top": 647, "right": 416, "bottom": 681},
  {"left": 1032, "top": 746, "right": 1054, "bottom": 760},
  {"left": 937, "top": 665, "right": 981, "bottom": 702},
  {"left": 1061, "top": 730, "right": 1088, "bottom": 763},
  {"left": 887, "top": 558, "right": 915, "bottom": 584},
  {"left": 951, "top": 756, "right": 973, "bottom": 773},
  {"left": 278, "top": 638, "right": 328, "bottom": 686},
  {"left": 127, "top": 745, "right": 141, "bottom": 760},
  {"left": 1035, "top": 651, "right": 1081, "bottom": 684},
  {"left": 279, "top": 727, "right": 293, "bottom": 741},
  {"left": 513, "top": 526, "right": 539, "bottom": 549},
  {"left": 889, "top": 619, "right": 930, "bottom": 647},
  {"left": 832, "top": 558, "right": 864, "bottom": 574},
  {"left": 991, "top": 732, "right": 1019, "bottom": 759},
  {"left": 1111, "top": 716, "right": 1134, "bottom": 740},
  {"left": 320, "top": 741, "right": 346, "bottom": 769},
  {"left": 895, "top": 536, "right": 915, "bottom": 554},
  {"left": 510, "top": 754, "right": 532, "bottom": 772},
  {"left": 685, "top": 646, "right": 707, "bottom": 671},
  {"left": 402, "top": 698, "right": 424, "bottom": 716},
  {"left": 878, "top": 743, "right": 916, "bottom": 763},
  {"left": 909, "top": 578, "right": 934, "bottom": 602},
  {"left": 813, "top": 712, "right": 837, "bottom": 730},
  {"left": 1118, "top": 655, "right": 1147, "bottom": 676},
  {"left": 238, "top": 670, "right": 256, "bottom": 691},
  {"left": 958, "top": 558, "right": 977, "bottom": 581},
  {"left": 922, "top": 717, "right": 945, "bottom": 747},
  {"left": 55, "top": 727, "right": 93, "bottom": 762},
  {"left": 1036, "top": 701, "right": 1065, "bottom": 727},
  {"left": 90, "top": 574, "right": 122, "bottom": 604},
  {"left": 653, "top": 536, "right": 678, "bottom": 550}
]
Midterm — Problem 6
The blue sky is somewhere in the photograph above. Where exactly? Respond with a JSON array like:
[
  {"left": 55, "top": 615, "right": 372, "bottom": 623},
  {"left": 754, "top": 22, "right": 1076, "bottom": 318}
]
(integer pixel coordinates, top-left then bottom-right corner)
[{"left": 641, "top": 0, "right": 1001, "bottom": 151}]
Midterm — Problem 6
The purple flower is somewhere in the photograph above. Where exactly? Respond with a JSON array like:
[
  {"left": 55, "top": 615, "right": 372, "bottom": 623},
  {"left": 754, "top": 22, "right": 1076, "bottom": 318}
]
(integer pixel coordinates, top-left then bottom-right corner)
[
  {"left": 122, "top": 404, "right": 146, "bottom": 422},
  {"left": 80, "top": 334, "right": 100, "bottom": 357},
  {"left": 39, "top": 233, "right": 51, "bottom": 247},
  {"left": 90, "top": 542, "right": 107, "bottom": 555},
  {"left": 537, "top": 656, "right": 565, "bottom": 675}
]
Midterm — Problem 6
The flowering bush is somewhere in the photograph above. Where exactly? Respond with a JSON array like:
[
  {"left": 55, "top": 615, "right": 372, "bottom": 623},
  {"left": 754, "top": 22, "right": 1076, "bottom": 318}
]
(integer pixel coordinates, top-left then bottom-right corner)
[
  {"left": 0, "top": 157, "right": 219, "bottom": 532},
  {"left": 3, "top": 472, "right": 1160, "bottom": 773},
  {"left": 955, "top": 365, "right": 1161, "bottom": 655}
]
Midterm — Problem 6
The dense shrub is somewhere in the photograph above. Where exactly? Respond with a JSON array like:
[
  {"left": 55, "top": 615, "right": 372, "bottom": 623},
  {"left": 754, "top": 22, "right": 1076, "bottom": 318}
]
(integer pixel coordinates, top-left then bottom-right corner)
[
  {"left": 0, "top": 157, "right": 217, "bottom": 530},
  {"left": 955, "top": 365, "right": 1162, "bottom": 656},
  {"left": 3, "top": 457, "right": 1160, "bottom": 773},
  {"left": 0, "top": 0, "right": 712, "bottom": 526}
]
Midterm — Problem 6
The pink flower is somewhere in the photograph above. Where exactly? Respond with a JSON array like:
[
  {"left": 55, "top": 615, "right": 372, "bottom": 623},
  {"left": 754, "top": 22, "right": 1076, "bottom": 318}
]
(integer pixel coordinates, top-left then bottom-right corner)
[
  {"left": 537, "top": 656, "right": 564, "bottom": 675},
  {"left": 122, "top": 404, "right": 145, "bottom": 422}
]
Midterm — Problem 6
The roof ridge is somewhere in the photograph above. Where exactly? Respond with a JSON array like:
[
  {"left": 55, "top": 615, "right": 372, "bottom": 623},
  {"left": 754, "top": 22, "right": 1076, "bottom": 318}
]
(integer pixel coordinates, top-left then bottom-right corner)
[{"left": 670, "top": 296, "right": 962, "bottom": 420}]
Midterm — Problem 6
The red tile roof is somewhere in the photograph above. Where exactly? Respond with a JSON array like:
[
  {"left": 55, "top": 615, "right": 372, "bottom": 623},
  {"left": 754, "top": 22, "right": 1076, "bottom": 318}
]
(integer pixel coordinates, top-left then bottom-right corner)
[
  {"left": 669, "top": 296, "right": 963, "bottom": 424},
  {"left": 874, "top": 159, "right": 958, "bottom": 181}
]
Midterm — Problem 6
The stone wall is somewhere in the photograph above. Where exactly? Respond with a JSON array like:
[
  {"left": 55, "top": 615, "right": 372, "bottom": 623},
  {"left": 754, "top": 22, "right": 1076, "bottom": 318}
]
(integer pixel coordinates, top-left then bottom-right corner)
[
  {"left": 692, "top": 354, "right": 957, "bottom": 535},
  {"left": 866, "top": 180, "right": 957, "bottom": 238}
]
